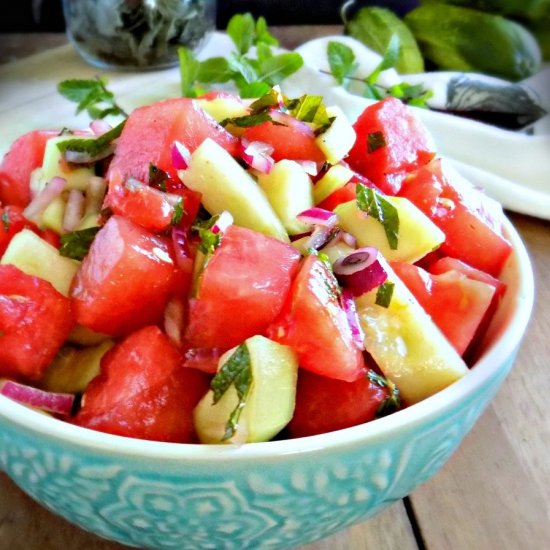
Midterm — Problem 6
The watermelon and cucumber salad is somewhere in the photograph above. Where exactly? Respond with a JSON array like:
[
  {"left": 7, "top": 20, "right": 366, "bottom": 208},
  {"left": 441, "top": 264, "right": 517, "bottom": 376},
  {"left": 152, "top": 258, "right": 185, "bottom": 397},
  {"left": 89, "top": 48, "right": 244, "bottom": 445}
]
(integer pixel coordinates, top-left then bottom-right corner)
[{"left": 0, "top": 89, "right": 512, "bottom": 444}]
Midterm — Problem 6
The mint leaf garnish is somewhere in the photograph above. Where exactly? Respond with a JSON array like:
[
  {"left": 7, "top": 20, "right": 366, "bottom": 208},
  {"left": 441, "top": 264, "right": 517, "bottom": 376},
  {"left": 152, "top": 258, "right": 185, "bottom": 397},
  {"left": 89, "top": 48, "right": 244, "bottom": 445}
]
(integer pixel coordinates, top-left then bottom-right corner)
[
  {"left": 327, "top": 41, "right": 358, "bottom": 86},
  {"left": 227, "top": 13, "right": 256, "bottom": 55},
  {"left": 177, "top": 14, "right": 303, "bottom": 99},
  {"left": 211, "top": 343, "right": 253, "bottom": 440},
  {"left": 324, "top": 36, "right": 432, "bottom": 108},
  {"left": 375, "top": 281, "right": 395, "bottom": 308},
  {"left": 356, "top": 184, "right": 399, "bottom": 250},
  {"left": 57, "top": 77, "right": 128, "bottom": 119},
  {"left": 59, "top": 226, "right": 101, "bottom": 260}
]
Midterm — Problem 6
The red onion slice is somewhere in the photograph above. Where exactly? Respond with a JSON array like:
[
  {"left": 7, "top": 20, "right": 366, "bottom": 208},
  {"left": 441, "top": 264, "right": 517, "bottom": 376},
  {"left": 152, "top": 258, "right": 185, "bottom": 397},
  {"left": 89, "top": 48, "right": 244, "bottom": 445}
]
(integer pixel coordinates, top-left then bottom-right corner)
[
  {"left": 171, "top": 140, "right": 191, "bottom": 170},
  {"left": 296, "top": 207, "right": 337, "bottom": 228},
  {"left": 63, "top": 189, "right": 85, "bottom": 232},
  {"left": 340, "top": 288, "right": 365, "bottom": 350},
  {"left": 90, "top": 119, "right": 112, "bottom": 136},
  {"left": 305, "top": 225, "right": 335, "bottom": 251},
  {"left": 0, "top": 380, "right": 74, "bottom": 416},
  {"left": 240, "top": 139, "right": 275, "bottom": 174},
  {"left": 333, "top": 247, "right": 388, "bottom": 297},
  {"left": 211, "top": 211, "right": 234, "bottom": 235},
  {"left": 23, "top": 176, "right": 66, "bottom": 223},
  {"left": 171, "top": 228, "right": 194, "bottom": 272},
  {"left": 84, "top": 176, "right": 107, "bottom": 215},
  {"left": 296, "top": 160, "right": 318, "bottom": 176},
  {"left": 164, "top": 296, "right": 185, "bottom": 348}
]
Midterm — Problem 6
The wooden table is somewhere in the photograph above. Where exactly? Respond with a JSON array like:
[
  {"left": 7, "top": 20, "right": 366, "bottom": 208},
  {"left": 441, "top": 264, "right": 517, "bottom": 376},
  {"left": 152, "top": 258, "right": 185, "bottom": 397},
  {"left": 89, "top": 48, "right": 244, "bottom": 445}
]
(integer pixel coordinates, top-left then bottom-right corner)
[{"left": 0, "top": 29, "right": 549, "bottom": 550}]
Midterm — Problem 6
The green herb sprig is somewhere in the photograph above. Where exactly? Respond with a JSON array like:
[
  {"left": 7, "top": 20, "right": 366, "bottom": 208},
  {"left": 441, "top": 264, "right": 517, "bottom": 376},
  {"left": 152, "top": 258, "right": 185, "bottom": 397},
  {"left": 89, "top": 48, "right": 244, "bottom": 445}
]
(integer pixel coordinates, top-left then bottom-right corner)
[
  {"left": 178, "top": 13, "right": 303, "bottom": 98},
  {"left": 326, "top": 37, "right": 433, "bottom": 108},
  {"left": 57, "top": 77, "right": 128, "bottom": 119}
]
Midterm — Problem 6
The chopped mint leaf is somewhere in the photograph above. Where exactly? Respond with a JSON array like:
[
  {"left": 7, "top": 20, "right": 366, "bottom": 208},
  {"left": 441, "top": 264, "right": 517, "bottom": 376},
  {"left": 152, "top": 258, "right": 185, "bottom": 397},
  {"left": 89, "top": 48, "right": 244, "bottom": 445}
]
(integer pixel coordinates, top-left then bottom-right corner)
[
  {"left": 356, "top": 184, "right": 399, "bottom": 250},
  {"left": 210, "top": 343, "right": 253, "bottom": 440},
  {"left": 249, "top": 88, "right": 284, "bottom": 112},
  {"left": 286, "top": 94, "right": 332, "bottom": 129},
  {"left": 367, "top": 131, "right": 386, "bottom": 153},
  {"left": 56, "top": 120, "right": 126, "bottom": 162},
  {"left": 356, "top": 185, "right": 398, "bottom": 244},
  {"left": 327, "top": 41, "right": 358, "bottom": 86},
  {"left": 375, "top": 281, "right": 395, "bottom": 308},
  {"left": 1, "top": 210, "right": 10, "bottom": 232},
  {"left": 171, "top": 199, "right": 184, "bottom": 226},
  {"left": 367, "top": 370, "right": 401, "bottom": 416},
  {"left": 57, "top": 77, "right": 127, "bottom": 119},
  {"left": 193, "top": 215, "right": 223, "bottom": 255},
  {"left": 148, "top": 164, "right": 169, "bottom": 192},
  {"left": 220, "top": 111, "right": 275, "bottom": 129},
  {"left": 59, "top": 226, "right": 101, "bottom": 260}
]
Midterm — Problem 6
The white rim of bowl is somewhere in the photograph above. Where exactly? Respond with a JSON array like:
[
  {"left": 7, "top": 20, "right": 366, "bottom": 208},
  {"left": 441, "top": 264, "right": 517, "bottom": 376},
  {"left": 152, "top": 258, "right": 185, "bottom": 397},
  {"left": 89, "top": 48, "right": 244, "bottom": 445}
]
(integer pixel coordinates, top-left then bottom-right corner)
[{"left": 0, "top": 217, "right": 534, "bottom": 463}]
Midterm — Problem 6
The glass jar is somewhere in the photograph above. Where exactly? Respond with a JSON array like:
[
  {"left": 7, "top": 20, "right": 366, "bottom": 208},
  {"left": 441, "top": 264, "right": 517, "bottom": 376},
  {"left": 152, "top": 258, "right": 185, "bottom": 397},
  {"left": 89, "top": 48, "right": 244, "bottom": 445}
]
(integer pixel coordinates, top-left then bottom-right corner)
[{"left": 62, "top": 0, "right": 216, "bottom": 71}]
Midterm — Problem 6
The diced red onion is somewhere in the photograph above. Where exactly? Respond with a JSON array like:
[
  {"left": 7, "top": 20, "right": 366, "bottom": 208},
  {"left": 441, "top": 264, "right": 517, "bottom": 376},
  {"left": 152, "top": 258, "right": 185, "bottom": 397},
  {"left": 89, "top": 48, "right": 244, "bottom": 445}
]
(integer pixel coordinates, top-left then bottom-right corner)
[
  {"left": 340, "top": 288, "right": 365, "bottom": 350},
  {"left": 0, "top": 380, "right": 74, "bottom": 416},
  {"left": 296, "top": 160, "right": 318, "bottom": 176},
  {"left": 333, "top": 247, "right": 388, "bottom": 297},
  {"left": 339, "top": 231, "right": 357, "bottom": 248},
  {"left": 171, "top": 228, "right": 194, "bottom": 272},
  {"left": 269, "top": 109, "right": 315, "bottom": 136},
  {"left": 211, "top": 211, "right": 234, "bottom": 234},
  {"left": 296, "top": 207, "right": 337, "bottom": 228},
  {"left": 90, "top": 119, "right": 112, "bottom": 136},
  {"left": 84, "top": 176, "right": 107, "bottom": 215},
  {"left": 164, "top": 296, "right": 185, "bottom": 348},
  {"left": 171, "top": 140, "right": 191, "bottom": 170},
  {"left": 183, "top": 347, "right": 224, "bottom": 374},
  {"left": 305, "top": 225, "right": 335, "bottom": 251},
  {"left": 63, "top": 189, "right": 85, "bottom": 232},
  {"left": 24, "top": 176, "right": 66, "bottom": 223},
  {"left": 240, "top": 139, "right": 275, "bottom": 174}
]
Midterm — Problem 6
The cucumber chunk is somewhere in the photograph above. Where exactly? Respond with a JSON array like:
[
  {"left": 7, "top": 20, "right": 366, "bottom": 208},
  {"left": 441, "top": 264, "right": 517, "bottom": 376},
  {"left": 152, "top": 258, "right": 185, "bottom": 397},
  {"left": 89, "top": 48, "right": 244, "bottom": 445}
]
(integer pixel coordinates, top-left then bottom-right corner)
[
  {"left": 179, "top": 138, "right": 289, "bottom": 242},
  {"left": 194, "top": 335, "right": 298, "bottom": 444}
]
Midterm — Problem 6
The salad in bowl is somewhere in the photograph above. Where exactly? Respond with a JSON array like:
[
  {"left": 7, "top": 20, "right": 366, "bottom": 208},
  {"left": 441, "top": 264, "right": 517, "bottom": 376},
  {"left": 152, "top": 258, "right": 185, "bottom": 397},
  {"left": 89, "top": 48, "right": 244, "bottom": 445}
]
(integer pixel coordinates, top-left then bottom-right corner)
[{"left": 0, "top": 82, "right": 533, "bottom": 548}]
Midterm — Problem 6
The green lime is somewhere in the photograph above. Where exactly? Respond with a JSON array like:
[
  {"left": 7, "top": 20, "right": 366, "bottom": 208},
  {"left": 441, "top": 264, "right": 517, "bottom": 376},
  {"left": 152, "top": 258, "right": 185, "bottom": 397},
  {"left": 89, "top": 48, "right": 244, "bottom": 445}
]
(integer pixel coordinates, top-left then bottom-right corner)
[{"left": 346, "top": 7, "right": 425, "bottom": 74}]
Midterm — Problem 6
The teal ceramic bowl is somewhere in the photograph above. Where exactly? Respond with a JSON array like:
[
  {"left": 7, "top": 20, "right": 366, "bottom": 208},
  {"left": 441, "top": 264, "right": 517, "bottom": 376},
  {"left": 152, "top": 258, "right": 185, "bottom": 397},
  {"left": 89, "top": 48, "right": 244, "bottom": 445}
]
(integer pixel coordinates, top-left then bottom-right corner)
[{"left": 0, "top": 218, "right": 534, "bottom": 550}]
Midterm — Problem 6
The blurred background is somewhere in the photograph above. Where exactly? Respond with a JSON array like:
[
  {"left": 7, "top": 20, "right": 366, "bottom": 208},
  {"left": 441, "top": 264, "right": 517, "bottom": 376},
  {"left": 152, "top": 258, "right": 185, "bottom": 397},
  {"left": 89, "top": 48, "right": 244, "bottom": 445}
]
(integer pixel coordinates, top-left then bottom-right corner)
[{"left": 0, "top": 0, "right": 419, "bottom": 31}]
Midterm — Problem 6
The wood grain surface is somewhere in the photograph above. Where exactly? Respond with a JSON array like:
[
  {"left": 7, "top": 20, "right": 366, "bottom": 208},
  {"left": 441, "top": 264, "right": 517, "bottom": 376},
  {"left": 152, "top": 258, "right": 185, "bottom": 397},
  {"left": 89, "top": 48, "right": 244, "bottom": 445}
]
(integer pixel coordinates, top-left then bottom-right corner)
[{"left": 0, "top": 29, "right": 549, "bottom": 550}]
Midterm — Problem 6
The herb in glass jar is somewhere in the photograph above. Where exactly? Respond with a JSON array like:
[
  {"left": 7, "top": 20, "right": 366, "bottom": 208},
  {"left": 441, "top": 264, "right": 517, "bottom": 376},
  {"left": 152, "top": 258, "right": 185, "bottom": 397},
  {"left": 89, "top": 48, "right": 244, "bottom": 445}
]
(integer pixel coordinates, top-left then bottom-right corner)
[{"left": 62, "top": 0, "right": 216, "bottom": 70}]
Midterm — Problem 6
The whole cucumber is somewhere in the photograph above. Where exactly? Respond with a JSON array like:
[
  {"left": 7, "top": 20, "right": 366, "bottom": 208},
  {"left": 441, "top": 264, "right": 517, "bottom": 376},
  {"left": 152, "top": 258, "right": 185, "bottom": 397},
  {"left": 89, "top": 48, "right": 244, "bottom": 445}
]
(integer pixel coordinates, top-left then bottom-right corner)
[
  {"left": 405, "top": 4, "right": 542, "bottom": 81},
  {"left": 420, "top": 0, "right": 550, "bottom": 20},
  {"left": 346, "top": 6, "right": 425, "bottom": 73}
]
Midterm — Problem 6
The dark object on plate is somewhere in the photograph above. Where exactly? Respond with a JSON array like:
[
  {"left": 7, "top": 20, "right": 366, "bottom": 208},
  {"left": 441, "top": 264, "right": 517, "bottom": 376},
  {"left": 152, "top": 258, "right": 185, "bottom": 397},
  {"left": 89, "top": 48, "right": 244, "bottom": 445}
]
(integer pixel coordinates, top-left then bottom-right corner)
[
  {"left": 441, "top": 74, "right": 547, "bottom": 130},
  {"left": 62, "top": 0, "right": 216, "bottom": 70}
]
